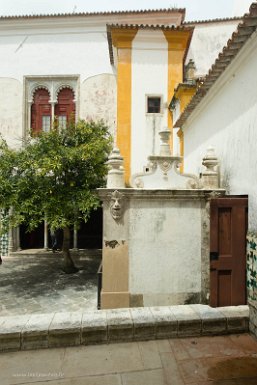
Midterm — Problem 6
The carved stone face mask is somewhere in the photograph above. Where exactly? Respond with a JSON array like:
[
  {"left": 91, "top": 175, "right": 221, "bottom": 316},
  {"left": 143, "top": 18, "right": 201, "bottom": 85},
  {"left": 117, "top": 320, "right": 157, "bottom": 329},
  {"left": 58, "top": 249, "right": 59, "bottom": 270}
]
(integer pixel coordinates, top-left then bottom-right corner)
[{"left": 110, "top": 190, "right": 123, "bottom": 220}]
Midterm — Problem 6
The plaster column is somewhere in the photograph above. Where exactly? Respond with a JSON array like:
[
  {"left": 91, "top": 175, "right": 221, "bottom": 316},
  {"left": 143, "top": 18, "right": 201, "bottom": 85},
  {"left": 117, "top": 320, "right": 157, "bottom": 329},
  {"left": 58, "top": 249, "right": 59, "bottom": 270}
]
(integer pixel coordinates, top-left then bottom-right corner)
[
  {"left": 8, "top": 228, "right": 14, "bottom": 254},
  {"left": 27, "top": 101, "right": 32, "bottom": 133},
  {"left": 201, "top": 197, "right": 211, "bottom": 304},
  {"left": 74, "top": 97, "right": 78, "bottom": 123},
  {"left": 51, "top": 102, "right": 56, "bottom": 127},
  {"left": 111, "top": 28, "right": 138, "bottom": 185},
  {"left": 16, "top": 226, "right": 21, "bottom": 251},
  {"left": 73, "top": 228, "right": 78, "bottom": 250},
  {"left": 163, "top": 29, "right": 193, "bottom": 157},
  {"left": 44, "top": 220, "right": 48, "bottom": 250},
  {"left": 98, "top": 189, "right": 130, "bottom": 309},
  {"left": 177, "top": 129, "right": 184, "bottom": 172},
  {"left": 7, "top": 208, "right": 14, "bottom": 254}
]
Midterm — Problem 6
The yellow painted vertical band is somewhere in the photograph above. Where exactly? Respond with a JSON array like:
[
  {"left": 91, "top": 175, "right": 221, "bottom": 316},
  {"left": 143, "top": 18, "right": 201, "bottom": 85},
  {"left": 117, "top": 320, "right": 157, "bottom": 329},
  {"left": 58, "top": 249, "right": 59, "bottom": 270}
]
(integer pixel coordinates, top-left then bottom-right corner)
[
  {"left": 163, "top": 30, "right": 193, "bottom": 156},
  {"left": 176, "top": 87, "right": 196, "bottom": 112},
  {"left": 177, "top": 129, "right": 184, "bottom": 172},
  {"left": 111, "top": 29, "right": 137, "bottom": 185},
  {"left": 117, "top": 48, "right": 132, "bottom": 185},
  {"left": 175, "top": 86, "right": 196, "bottom": 171}
]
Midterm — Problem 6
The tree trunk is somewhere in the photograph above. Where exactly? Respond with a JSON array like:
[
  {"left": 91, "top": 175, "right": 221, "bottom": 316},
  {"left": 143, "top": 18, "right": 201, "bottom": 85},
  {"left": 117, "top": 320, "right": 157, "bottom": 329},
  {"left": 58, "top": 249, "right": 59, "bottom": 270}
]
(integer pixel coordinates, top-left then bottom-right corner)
[{"left": 62, "top": 226, "right": 78, "bottom": 274}]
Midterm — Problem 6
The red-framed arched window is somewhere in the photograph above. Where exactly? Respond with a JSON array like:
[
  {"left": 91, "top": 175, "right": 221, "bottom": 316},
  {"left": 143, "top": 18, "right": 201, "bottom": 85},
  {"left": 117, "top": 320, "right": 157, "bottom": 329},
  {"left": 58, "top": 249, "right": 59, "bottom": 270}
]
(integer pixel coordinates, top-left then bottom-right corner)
[
  {"left": 55, "top": 88, "right": 75, "bottom": 129},
  {"left": 31, "top": 88, "right": 51, "bottom": 134}
]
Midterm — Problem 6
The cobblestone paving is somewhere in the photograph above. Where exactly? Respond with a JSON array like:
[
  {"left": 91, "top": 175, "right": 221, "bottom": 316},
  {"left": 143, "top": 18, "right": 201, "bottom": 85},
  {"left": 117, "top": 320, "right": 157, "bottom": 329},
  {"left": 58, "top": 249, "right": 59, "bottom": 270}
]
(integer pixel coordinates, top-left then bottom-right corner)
[{"left": 0, "top": 249, "right": 101, "bottom": 316}]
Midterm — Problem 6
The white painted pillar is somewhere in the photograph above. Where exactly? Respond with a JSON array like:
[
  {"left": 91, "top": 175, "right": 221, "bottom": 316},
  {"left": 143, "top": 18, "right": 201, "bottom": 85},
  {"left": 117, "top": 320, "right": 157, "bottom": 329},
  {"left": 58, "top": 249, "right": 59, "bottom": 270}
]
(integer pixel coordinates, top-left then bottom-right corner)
[
  {"left": 27, "top": 101, "right": 32, "bottom": 132},
  {"left": 44, "top": 220, "right": 48, "bottom": 250},
  {"left": 51, "top": 102, "right": 56, "bottom": 128},
  {"left": 8, "top": 228, "right": 14, "bottom": 254},
  {"left": 16, "top": 226, "right": 21, "bottom": 251},
  {"left": 73, "top": 228, "right": 78, "bottom": 250},
  {"left": 8, "top": 208, "right": 14, "bottom": 254}
]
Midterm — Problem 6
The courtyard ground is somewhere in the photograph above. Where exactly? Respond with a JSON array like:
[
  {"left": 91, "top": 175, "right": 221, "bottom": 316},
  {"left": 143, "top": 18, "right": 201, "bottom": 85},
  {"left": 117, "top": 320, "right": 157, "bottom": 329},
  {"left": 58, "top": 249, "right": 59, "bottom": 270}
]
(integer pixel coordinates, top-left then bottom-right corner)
[
  {"left": 0, "top": 250, "right": 256, "bottom": 385},
  {"left": 0, "top": 249, "right": 100, "bottom": 316},
  {"left": 1, "top": 334, "right": 257, "bottom": 385}
]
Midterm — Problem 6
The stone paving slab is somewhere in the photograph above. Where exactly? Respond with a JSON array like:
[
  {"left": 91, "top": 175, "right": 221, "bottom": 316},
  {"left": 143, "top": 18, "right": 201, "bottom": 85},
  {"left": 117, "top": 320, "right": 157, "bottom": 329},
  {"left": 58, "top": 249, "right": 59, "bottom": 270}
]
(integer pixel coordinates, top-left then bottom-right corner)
[
  {"left": 170, "top": 305, "right": 202, "bottom": 337},
  {"left": 130, "top": 307, "right": 156, "bottom": 340},
  {"left": 219, "top": 305, "right": 249, "bottom": 333},
  {"left": 190, "top": 304, "right": 227, "bottom": 335},
  {"left": 1, "top": 333, "right": 257, "bottom": 385},
  {"left": 106, "top": 308, "right": 133, "bottom": 342},
  {"left": 49, "top": 312, "right": 82, "bottom": 348},
  {"left": 0, "top": 314, "right": 32, "bottom": 352},
  {"left": 150, "top": 306, "right": 177, "bottom": 339},
  {"left": 82, "top": 310, "right": 107, "bottom": 345},
  {"left": 0, "top": 305, "right": 249, "bottom": 352},
  {"left": 22, "top": 313, "right": 55, "bottom": 350}
]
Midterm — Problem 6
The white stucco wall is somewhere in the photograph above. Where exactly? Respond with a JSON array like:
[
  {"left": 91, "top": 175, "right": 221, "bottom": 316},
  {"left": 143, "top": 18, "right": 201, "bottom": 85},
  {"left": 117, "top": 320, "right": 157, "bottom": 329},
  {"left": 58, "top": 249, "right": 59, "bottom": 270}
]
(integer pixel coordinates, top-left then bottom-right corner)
[
  {"left": 131, "top": 30, "right": 168, "bottom": 175},
  {"left": 0, "top": 22, "right": 112, "bottom": 81},
  {"left": 187, "top": 20, "right": 240, "bottom": 77},
  {"left": 0, "top": 18, "right": 116, "bottom": 146},
  {"left": 100, "top": 187, "right": 210, "bottom": 308},
  {"left": 0, "top": 78, "right": 23, "bottom": 147},
  {"left": 183, "top": 31, "right": 257, "bottom": 230},
  {"left": 80, "top": 74, "right": 117, "bottom": 138},
  {"left": 128, "top": 198, "right": 202, "bottom": 305}
]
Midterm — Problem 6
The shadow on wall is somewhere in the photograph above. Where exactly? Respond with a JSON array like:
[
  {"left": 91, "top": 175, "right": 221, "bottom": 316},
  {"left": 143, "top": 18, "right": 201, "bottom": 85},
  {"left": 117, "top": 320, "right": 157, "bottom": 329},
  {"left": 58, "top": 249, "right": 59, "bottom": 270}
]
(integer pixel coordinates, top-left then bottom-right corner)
[
  {"left": 20, "top": 208, "right": 103, "bottom": 250},
  {"left": 80, "top": 73, "right": 117, "bottom": 139}
]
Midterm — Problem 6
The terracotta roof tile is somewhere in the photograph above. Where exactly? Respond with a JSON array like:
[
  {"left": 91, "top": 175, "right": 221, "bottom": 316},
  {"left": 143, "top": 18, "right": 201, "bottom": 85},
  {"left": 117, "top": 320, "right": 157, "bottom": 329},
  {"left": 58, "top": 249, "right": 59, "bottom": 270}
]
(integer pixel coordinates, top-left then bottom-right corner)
[
  {"left": 107, "top": 23, "right": 194, "bottom": 65},
  {"left": 174, "top": 2, "right": 257, "bottom": 128},
  {"left": 107, "top": 23, "right": 192, "bottom": 30},
  {"left": 183, "top": 16, "right": 242, "bottom": 25},
  {"left": 0, "top": 8, "right": 185, "bottom": 21}
]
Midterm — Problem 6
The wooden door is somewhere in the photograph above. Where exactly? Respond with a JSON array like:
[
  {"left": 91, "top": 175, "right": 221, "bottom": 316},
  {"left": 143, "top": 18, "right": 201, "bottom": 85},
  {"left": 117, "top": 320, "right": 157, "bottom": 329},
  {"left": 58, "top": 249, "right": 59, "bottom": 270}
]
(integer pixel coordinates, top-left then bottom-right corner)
[{"left": 210, "top": 196, "right": 248, "bottom": 307}]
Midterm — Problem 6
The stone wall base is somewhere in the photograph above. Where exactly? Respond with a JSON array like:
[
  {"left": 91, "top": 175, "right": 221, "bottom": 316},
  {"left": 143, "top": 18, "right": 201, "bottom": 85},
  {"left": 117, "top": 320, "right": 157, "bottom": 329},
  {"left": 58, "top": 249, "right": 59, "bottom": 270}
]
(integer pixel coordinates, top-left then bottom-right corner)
[
  {"left": 101, "top": 292, "right": 130, "bottom": 309},
  {"left": 0, "top": 304, "right": 249, "bottom": 352},
  {"left": 249, "top": 300, "right": 257, "bottom": 337}
]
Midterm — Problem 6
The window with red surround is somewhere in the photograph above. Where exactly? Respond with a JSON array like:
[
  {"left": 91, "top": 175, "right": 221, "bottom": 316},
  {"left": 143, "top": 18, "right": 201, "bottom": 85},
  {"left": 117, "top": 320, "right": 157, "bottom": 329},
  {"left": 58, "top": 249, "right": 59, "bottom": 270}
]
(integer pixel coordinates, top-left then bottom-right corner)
[
  {"left": 31, "top": 88, "right": 51, "bottom": 134},
  {"left": 55, "top": 88, "right": 75, "bottom": 129}
]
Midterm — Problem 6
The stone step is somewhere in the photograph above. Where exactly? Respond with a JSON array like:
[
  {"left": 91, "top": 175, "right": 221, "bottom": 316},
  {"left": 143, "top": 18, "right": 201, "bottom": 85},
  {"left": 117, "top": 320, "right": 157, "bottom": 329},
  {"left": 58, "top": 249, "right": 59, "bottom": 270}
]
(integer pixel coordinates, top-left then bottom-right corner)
[
  {"left": 9, "top": 248, "right": 102, "bottom": 259},
  {"left": 0, "top": 305, "right": 249, "bottom": 352}
]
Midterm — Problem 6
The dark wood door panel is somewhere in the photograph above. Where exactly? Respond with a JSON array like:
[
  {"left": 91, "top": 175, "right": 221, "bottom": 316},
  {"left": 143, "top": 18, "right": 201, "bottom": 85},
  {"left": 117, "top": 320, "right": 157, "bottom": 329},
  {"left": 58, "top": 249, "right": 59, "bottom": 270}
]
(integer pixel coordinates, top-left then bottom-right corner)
[{"left": 210, "top": 197, "right": 248, "bottom": 307}]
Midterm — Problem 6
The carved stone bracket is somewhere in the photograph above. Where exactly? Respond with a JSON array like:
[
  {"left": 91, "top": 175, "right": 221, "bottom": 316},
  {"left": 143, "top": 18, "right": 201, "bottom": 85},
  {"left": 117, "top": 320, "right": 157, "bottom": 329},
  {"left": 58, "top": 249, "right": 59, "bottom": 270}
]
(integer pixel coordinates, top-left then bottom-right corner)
[
  {"left": 130, "top": 156, "right": 201, "bottom": 189},
  {"left": 159, "top": 160, "right": 173, "bottom": 176},
  {"left": 130, "top": 126, "right": 203, "bottom": 189},
  {"left": 209, "top": 190, "right": 224, "bottom": 199},
  {"left": 172, "top": 159, "right": 202, "bottom": 189},
  {"left": 109, "top": 190, "right": 124, "bottom": 221}
]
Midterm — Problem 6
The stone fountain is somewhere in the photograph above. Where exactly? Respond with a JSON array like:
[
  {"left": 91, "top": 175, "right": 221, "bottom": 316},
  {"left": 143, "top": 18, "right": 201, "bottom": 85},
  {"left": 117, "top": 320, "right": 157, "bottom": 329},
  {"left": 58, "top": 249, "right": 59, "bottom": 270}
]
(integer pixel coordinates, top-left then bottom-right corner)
[{"left": 98, "top": 128, "right": 225, "bottom": 309}]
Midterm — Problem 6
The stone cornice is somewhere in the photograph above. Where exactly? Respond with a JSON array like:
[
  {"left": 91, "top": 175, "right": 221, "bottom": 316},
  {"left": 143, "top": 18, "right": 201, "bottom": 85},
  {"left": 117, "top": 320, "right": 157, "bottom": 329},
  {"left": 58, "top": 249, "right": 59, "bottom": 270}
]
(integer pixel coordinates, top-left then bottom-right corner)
[
  {"left": 110, "top": 28, "right": 138, "bottom": 49},
  {"left": 107, "top": 24, "right": 194, "bottom": 65},
  {"left": 98, "top": 188, "right": 226, "bottom": 200},
  {"left": 163, "top": 29, "right": 193, "bottom": 51}
]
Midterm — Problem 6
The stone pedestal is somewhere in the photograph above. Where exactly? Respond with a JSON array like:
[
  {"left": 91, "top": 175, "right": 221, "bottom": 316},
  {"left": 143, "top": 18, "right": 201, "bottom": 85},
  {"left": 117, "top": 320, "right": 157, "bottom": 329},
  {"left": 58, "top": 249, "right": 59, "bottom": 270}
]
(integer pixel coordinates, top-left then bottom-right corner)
[
  {"left": 106, "top": 147, "right": 125, "bottom": 189},
  {"left": 99, "top": 136, "right": 224, "bottom": 309},
  {"left": 201, "top": 147, "right": 219, "bottom": 189},
  {"left": 98, "top": 188, "right": 225, "bottom": 309}
]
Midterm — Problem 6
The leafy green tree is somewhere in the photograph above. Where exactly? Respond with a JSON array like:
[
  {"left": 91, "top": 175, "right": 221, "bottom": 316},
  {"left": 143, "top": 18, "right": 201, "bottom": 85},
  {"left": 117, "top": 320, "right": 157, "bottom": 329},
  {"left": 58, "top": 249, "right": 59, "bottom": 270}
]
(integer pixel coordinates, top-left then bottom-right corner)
[{"left": 0, "top": 120, "right": 112, "bottom": 273}]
